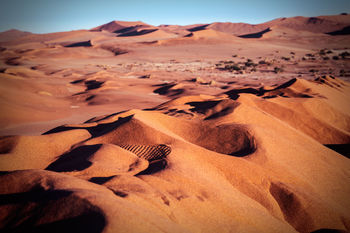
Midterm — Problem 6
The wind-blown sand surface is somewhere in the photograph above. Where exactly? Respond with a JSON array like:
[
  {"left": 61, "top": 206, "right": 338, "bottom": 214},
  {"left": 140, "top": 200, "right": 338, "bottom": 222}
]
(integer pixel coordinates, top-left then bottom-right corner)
[{"left": 0, "top": 14, "right": 350, "bottom": 233}]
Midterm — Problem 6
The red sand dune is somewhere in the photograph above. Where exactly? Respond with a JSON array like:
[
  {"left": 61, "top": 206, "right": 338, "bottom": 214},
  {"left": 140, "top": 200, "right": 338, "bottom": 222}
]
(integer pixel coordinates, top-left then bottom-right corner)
[
  {"left": 91, "top": 20, "right": 152, "bottom": 32},
  {"left": 0, "top": 14, "right": 350, "bottom": 233}
]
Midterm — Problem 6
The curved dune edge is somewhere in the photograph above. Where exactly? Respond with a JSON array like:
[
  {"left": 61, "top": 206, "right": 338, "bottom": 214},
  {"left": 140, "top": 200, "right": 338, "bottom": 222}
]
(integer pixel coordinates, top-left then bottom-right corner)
[{"left": 0, "top": 76, "right": 350, "bottom": 233}]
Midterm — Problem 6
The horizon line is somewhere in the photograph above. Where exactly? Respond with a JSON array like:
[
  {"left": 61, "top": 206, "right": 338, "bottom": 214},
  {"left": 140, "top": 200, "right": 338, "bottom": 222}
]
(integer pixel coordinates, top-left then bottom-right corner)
[{"left": 1, "top": 12, "right": 348, "bottom": 34}]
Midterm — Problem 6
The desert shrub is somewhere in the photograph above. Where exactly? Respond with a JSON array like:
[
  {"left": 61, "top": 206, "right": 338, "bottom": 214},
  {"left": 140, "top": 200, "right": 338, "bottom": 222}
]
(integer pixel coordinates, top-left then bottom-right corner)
[
  {"left": 223, "top": 60, "right": 235, "bottom": 64},
  {"left": 282, "top": 56, "right": 290, "bottom": 61},
  {"left": 225, "top": 64, "right": 241, "bottom": 71},
  {"left": 319, "top": 49, "right": 326, "bottom": 55},
  {"left": 274, "top": 67, "right": 284, "bottom": 73},
  {"left": 245, "top": 61, "right": 257, "bottom": 67},
  {"left": 340, "top": 69, "right": 346, "bottom": 76},
  {"left": 333, "top": 56, "right": 339, "bottom": 60},
  {"left": 339, "top": 51, "right": 350, "bottom": 58}
]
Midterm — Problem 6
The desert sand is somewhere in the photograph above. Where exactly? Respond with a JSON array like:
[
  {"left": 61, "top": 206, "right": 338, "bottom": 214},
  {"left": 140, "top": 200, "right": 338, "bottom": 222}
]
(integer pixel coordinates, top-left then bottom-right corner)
[{"left": 0, "top": 14, "right": 350, "bottom": 233}]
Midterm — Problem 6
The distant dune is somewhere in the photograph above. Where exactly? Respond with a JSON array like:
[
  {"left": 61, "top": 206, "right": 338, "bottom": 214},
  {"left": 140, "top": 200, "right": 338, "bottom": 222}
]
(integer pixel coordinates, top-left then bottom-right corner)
[
  {"left": 1, "top": 14, "right": 349, "bottom": 44},
  {"left": 0, "top": 29, "right": 32, "bottom": 42},
  {"left": 91, "top": 20, "right": 152, "bottom": 32}
]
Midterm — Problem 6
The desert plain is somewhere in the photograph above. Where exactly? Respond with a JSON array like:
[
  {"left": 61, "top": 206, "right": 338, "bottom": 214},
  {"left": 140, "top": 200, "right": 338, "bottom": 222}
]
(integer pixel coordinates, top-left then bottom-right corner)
[{"left": 0, "top": 14, "right": 350, "bottom": 233}]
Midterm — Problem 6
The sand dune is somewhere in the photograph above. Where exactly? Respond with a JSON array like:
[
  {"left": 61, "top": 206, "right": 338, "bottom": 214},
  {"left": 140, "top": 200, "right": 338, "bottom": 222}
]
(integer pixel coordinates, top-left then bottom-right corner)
[
  {"left": 91, "top": 20, "right": 151, "bottom": 32},
  {"left": 208, "top": 22, "right": 268, "bottom": 36},
  {"left": 157, "top": 29, "right": 241, "bottom": 45},
  {"left": 260, "top": 14, "right": 350, "bottom": 34},
  {"left": 117, "top": 29, "right": 178, "bottom": 41},
  {"left": 0, "top": 76, "right": 350, "bottom": 232},
  {"left": 0, "top": 14, "right": 350, "bottom": 233},
  {"left": 0, "top": 29, "right": 32, "bottom": 42},
  {"left": 195, "top": 14, "right": 350, "bottom": 37}
]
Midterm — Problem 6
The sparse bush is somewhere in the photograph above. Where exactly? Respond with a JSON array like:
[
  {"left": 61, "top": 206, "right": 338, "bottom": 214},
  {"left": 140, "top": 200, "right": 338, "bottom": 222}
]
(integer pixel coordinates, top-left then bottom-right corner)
[
  {"left": 246, "top": 59, "right": 257, "bottom": 66},
  {"left": 258, "top": 60, "right": 271, "bottom": 65},
  {"left": 245, "top": 61, "right": 257, "bottom": 67},
  {"left": 340, "top": 69, "right": 346, "bottom": 76},
  {"left": 282, "top": 56, "right": 290, "bottom": 61},
  {"left": 232, "top": 54, "right": 237, "bottom": 57},
  {"left": 339, "top": 51, "right": 350, "bottom": 58},
  {"left": 225, "top": 64, "right": 241, "bottom": 71},
  {"left": 290, "top": 51, "right": 295, "bottom": 55},
  {"left": 223, "top": 61, "right": 234, "bottom": 64},
  {"left": 216, "top": 60, "right": 246, "bottom": 72},
  {"left": 333, "top": 56, "right": 339, "bottom": 60},
  {"left": 319, "top": 49, "right": 326, "bottom": 56},
  {"left": 274, "top": 67, "right": 284, "bottom": 73},
  {"left": 322, "top": 57, "right": 330, "bottom": 60},
  {"left": 326, "top": 50, "right": 333, "bottom": 54}
]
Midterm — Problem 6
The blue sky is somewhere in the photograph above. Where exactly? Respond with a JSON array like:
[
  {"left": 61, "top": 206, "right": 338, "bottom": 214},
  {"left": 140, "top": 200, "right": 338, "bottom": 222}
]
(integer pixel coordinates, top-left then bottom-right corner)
[{"left": 0, "top": 0, "right": 349, "bottom": 33}]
